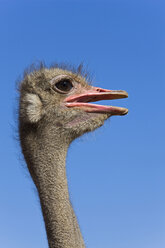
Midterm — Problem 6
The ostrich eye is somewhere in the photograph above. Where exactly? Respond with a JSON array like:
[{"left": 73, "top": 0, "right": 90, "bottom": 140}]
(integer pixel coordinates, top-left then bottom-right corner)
[{"left": 54, "top": 79, "right": 73, "bottom": 93}]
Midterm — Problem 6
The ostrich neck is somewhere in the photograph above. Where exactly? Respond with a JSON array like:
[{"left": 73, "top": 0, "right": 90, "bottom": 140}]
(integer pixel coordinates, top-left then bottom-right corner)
[{"left": 20, "top": 124, "right": 85, "bottom": 248}]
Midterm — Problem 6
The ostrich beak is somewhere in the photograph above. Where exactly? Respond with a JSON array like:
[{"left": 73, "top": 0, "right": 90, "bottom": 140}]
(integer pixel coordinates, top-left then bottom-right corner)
[{"left": 65, "top": 86, "right": 128, "bottom": 116}]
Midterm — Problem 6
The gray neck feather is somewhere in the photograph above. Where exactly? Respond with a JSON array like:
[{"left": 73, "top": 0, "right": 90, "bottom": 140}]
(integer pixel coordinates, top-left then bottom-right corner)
[{"left": 20, "top": 123, "right": 85, "bottom": 248}]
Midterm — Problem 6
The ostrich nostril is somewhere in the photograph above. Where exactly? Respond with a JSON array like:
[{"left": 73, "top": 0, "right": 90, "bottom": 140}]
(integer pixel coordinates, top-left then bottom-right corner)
[{"left": 95, "top": 87, "right": 105, "bottom": 92}]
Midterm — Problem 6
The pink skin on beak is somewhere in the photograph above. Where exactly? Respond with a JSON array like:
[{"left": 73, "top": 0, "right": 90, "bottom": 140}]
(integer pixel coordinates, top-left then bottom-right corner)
[{"left": 65, "top": 86, "right": 128, "bottom": 116}]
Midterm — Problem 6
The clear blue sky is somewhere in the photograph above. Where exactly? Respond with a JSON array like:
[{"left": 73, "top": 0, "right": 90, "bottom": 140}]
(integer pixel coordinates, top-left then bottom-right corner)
[{"left": 0, "top": 0, "right": 164, "bottom": 247}]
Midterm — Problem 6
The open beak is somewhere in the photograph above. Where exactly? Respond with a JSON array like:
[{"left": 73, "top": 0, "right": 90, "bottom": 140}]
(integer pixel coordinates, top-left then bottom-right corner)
[{"left": 65, "top": 86, "right": 128, "bottom": 116}]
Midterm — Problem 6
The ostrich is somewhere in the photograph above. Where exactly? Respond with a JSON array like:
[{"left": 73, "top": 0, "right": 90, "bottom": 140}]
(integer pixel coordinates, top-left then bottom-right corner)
[{"left": 18, "top": 64, "right": 128, "bottom": 248}]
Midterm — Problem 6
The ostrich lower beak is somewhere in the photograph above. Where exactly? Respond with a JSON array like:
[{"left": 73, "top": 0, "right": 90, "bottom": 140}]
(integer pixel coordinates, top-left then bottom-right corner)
[{"left": 65, "top": 87, "right": 128, "bottom": 116}]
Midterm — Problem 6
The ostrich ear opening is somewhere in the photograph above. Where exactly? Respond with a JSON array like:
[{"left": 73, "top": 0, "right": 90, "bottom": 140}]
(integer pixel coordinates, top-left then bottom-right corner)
[{"left": 21, "top": 93, "right": 43, "bottom": 123}]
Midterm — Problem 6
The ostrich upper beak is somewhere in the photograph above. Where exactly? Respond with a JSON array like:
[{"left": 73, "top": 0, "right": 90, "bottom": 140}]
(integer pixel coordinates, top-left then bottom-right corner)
[{"left": 65, "top": 87, "right": 128, "bottom": 116}]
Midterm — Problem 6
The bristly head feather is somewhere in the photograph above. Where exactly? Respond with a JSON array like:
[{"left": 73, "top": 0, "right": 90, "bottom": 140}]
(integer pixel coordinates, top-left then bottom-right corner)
[{"left": 22, "top": 61, "right": 93, "bottom": 85}]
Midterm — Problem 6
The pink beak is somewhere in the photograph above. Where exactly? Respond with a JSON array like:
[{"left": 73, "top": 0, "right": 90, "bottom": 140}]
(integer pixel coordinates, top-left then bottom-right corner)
[{"left": 65, "top": 86, "right": 128, "bottom": 116}]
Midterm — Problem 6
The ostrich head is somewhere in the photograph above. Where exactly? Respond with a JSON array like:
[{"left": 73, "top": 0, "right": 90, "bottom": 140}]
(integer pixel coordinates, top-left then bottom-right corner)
[{"left": 19, "top": 64, "right": 128, "bottom": 143}]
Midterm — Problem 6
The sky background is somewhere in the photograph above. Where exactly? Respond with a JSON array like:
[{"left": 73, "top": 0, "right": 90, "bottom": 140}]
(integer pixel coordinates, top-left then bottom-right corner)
[{"left": 0, "top": 0, "right": 164, "bottom": 247}]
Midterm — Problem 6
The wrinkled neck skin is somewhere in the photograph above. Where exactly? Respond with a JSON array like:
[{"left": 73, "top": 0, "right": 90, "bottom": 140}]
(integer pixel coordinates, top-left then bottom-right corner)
[{"left": 20, "top": 121, "right": 85, "bottom": 248}]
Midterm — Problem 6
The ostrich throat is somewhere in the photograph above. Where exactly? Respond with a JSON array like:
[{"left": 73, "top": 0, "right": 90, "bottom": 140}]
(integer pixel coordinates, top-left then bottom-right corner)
[{"left": 21, "top": 123, "right": 84, "bottom": 248}]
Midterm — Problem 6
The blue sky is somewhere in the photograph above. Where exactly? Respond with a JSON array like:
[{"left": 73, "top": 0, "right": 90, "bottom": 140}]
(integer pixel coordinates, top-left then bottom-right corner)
[{"left": 0, "top": 0, "right": 164, "bottom": 247}]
